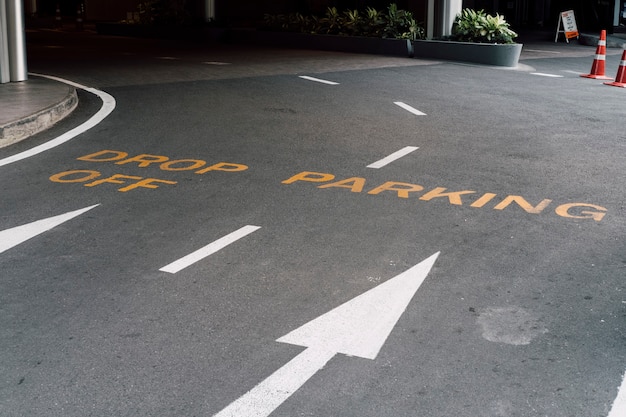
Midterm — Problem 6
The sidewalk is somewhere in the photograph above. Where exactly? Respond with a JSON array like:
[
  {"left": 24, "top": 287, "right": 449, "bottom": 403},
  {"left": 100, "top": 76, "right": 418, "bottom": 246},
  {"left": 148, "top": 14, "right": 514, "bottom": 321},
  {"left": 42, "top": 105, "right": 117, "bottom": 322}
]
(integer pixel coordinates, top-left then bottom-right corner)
[
  {"left": 0, "top": 76, "right": 77, "bottom": 148},
  {"left": 1, "top": 30, "right": 624, "bottom": 149}
]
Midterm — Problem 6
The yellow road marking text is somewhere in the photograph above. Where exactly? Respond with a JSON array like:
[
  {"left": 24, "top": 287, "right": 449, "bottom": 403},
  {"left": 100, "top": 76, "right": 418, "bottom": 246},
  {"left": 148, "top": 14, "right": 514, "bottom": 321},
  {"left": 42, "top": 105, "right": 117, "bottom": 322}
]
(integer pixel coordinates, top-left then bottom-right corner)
[
  {"left": 49, "top": 149, "right": 249, "bottom": 192},
  {"left": 282, "top": 171, "right": 607, "bottom": 221}
]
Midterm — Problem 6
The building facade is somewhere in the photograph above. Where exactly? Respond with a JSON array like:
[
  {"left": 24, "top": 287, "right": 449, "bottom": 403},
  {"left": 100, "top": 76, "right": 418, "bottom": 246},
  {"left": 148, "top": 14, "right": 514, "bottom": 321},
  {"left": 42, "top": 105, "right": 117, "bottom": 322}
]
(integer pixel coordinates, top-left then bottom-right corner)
[{"left": 27, "top": 0, "right": 626, "bottom": 33}]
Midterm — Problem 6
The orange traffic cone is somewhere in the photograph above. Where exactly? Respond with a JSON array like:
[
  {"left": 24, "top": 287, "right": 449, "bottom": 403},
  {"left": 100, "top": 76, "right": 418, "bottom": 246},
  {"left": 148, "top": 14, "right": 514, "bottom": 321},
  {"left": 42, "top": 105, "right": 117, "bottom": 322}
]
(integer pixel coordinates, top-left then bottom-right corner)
[
  {"left": 581, "top": 30, "right": 613, "bottom": 80},
  {"left": 604, "top": 49, "right": 626, "bottom": 88}
]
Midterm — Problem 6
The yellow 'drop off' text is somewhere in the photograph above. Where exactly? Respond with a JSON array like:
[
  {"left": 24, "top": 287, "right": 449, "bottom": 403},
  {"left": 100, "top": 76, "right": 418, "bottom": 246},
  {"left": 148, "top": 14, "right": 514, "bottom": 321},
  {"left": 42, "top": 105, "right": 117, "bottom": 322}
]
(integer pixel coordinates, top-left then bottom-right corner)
[
  {"left": 282, "top": 171, "right": 608, "bottom": 222},
  {"left": 50, "top": 150, "right": 249, "bottom": 192}
]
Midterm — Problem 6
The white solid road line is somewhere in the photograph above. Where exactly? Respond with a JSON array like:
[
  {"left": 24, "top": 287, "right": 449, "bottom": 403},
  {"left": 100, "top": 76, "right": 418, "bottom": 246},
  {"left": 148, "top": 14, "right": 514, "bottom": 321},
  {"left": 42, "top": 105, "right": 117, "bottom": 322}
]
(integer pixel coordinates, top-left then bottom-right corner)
[
  {"left": 367, "top": 146, "right": 419, "bottom": 169},
  {"left": 393, "top": 101, "right": 426, "bottom": 116},
  {"left": 298, "top": 75, "right": 339, "bottom": 85},
  {"left": 0, "top": 74, "right": 116, "bottom": 167},
  {"left": 608, "top": 370, "right": 626, "bottom": 417},
  {"left": 159, "top": 225, "right": 261, "bottom": 274},
  {"left": 0, "top": 205, "right": 99, "bottom": 254}
]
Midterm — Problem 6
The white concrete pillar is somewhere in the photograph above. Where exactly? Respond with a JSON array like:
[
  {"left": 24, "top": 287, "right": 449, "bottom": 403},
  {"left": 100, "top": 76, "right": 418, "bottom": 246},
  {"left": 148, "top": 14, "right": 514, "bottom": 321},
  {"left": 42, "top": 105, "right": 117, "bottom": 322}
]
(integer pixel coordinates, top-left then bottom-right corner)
[
  {"left": 442, "top": 0, "right": 462, "bottom": 37},
  {"left": 0, "top": 0, "right": 10, "bottom": 83},
  {"left": 427, "top": 0, "right": 463, "bottom": 38}
]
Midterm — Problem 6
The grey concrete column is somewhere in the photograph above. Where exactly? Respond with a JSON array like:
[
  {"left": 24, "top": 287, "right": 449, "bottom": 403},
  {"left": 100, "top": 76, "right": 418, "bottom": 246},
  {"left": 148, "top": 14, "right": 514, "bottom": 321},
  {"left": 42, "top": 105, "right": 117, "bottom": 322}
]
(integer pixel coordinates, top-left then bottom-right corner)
[
  {"left": 6, "top": 0, "right": 27, "bottom": 82},
  {"left": 0, "top": 0, "right": 10, "bottom": 83},
  {"left": 426, "top": 0, "right": 434, "bottom": 39}
]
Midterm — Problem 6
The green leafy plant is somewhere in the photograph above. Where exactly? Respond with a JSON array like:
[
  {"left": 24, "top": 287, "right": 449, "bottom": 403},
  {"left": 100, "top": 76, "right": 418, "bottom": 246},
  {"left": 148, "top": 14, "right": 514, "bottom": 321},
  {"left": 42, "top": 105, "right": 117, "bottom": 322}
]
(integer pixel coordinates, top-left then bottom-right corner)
[
  {"left": 261, "top": 3, "right": 425, "bottom": 40},
  {"left": 451, "top": 8, "right": 517, "bottom": 44},
  {"left": 319, "top": 6, "right": 344, "bottom": 35},
  {"left": 362, "top": 7, "right": 385, "bottom": 37},
  {"left": 289, "top": 13, "right": 314, "bottom": 33},
  {"left": 263, "top": 12, "right": 316, "bottom": 33},
  {"left": 383, "top": 3, "right": 422, "bottom": 40},
  {"left": 342, "top": 9, "right": 362, "bottom": 36},
  {"left": 136, "top": 0, "right": 189, "bottom": 25}
]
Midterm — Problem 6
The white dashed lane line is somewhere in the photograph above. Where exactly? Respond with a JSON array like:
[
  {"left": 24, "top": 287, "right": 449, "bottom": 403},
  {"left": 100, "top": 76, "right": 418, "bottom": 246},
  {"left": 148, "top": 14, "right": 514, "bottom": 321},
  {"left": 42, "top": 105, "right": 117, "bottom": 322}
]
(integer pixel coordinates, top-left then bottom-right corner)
[
  {"left": 367, "top": 146, "right": 419, "bottom": 169},
  {"left": 298, "top": 75, "right": 339, "bottom": 85},
  {"left": 393, "top": 101, "right": 426, "bottom": 116},
  {"left": 563, "top": 70, "right": 585, "bottom": 75},
  {"left": 531, "top": 72, "right": 564, "bottom": 78},
  {"left": 159, "top": 225, "right": 261, "bottom": 274},
  {"left": 523, "top": 49, "right": 561, "bottom": 54}
]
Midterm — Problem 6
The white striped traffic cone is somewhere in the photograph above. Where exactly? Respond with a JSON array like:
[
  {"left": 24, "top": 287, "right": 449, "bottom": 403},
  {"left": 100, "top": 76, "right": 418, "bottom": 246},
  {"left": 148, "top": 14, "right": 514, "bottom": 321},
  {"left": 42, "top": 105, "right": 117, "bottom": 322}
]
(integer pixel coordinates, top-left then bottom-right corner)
[
  {"left": 581, "top": 30, "right": 613, "bottom": 80},
  {"left": 604, "top": 49, "right": 626, "bottom": 88}
]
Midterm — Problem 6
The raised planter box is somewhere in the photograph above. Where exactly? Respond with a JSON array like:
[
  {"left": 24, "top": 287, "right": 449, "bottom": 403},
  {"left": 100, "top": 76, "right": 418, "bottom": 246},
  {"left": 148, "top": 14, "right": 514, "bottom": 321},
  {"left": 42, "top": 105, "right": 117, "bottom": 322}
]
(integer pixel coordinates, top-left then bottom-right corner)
[
  {"left": 239, "top": 31, "right": 414, "bottom": 57},
  {"left": 95, "top": 24, "right": 413, "bottom": 56},
  {"left": 94, "top": 24, "right": 522, "bottom": 66},
  {"left": 95, "top": 22, "right": 227, "bottom": 42},
  {"left": 412, "top": 39, "right": 523, "bottom": 67}
]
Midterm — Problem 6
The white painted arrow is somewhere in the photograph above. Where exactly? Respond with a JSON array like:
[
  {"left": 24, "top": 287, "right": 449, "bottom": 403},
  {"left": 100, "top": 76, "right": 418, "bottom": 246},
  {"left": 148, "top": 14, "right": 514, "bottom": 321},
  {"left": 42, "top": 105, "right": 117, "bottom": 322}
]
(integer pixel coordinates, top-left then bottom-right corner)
[
  {"left": 213, "top": 251, "right": 440, "bottom": 417},
  {"left": 0, "top": 205, "right": 99, "bottom": 254}
]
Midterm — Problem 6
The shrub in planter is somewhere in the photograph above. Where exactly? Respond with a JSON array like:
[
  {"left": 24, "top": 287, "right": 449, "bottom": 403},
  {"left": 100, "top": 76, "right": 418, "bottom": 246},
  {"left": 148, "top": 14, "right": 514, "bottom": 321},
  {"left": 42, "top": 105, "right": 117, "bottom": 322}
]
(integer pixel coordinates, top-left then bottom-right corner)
[
  {"left": 137, "top": 0, "right": 191, "bottom": 25},
  {"left": 412, "top": 8, "right": 521, "bottom": 67},
  {"left": 263, "top": 12, "right": 320, "bottom": 34},
  {"left": 451, "top": 8, "right": 517, "bottom": 44},
  {"left": 262, "top": 3, "right": 425, "bottom": 41},
  {"left": 382, "top": 3, "right": 423, "bottom": 41},
  {"left": 362, "top": 7, "right": 386, "bottom": 37}
]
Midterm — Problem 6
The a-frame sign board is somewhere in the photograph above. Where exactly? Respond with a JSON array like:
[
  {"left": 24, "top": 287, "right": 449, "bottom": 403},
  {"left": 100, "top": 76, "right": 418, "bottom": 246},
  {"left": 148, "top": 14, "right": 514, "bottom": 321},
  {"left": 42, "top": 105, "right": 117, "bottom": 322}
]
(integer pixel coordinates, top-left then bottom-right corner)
[{"left": 555, "top": 10, "right": 579, "bottom": 43}]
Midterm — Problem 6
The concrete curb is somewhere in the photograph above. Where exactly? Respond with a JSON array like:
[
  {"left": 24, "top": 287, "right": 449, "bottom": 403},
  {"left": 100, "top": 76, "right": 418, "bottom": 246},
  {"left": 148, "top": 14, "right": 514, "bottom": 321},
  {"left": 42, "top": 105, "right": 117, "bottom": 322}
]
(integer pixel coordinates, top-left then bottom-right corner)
[
  {"left": 578, "top": 32, "right": 626, "bottom": 48},
  {"left": 0, "top": 86, "right": 78, "bottom": 148}
]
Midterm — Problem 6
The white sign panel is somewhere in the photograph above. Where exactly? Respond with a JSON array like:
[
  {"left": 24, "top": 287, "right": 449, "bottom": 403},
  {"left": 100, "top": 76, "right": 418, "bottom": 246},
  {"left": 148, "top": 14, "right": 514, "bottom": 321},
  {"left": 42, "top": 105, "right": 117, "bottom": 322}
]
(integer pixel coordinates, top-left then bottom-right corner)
[{"left": 560, "top": 10, "right": 579, "bottom": 39}]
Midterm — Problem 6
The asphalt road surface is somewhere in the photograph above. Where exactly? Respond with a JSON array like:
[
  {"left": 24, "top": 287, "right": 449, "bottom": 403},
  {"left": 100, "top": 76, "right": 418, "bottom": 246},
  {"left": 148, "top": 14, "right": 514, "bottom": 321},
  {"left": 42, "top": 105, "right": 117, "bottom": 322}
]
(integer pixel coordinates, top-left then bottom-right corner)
[{"left": 0, "top": 29, "right": 625, "bottom": 417}]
